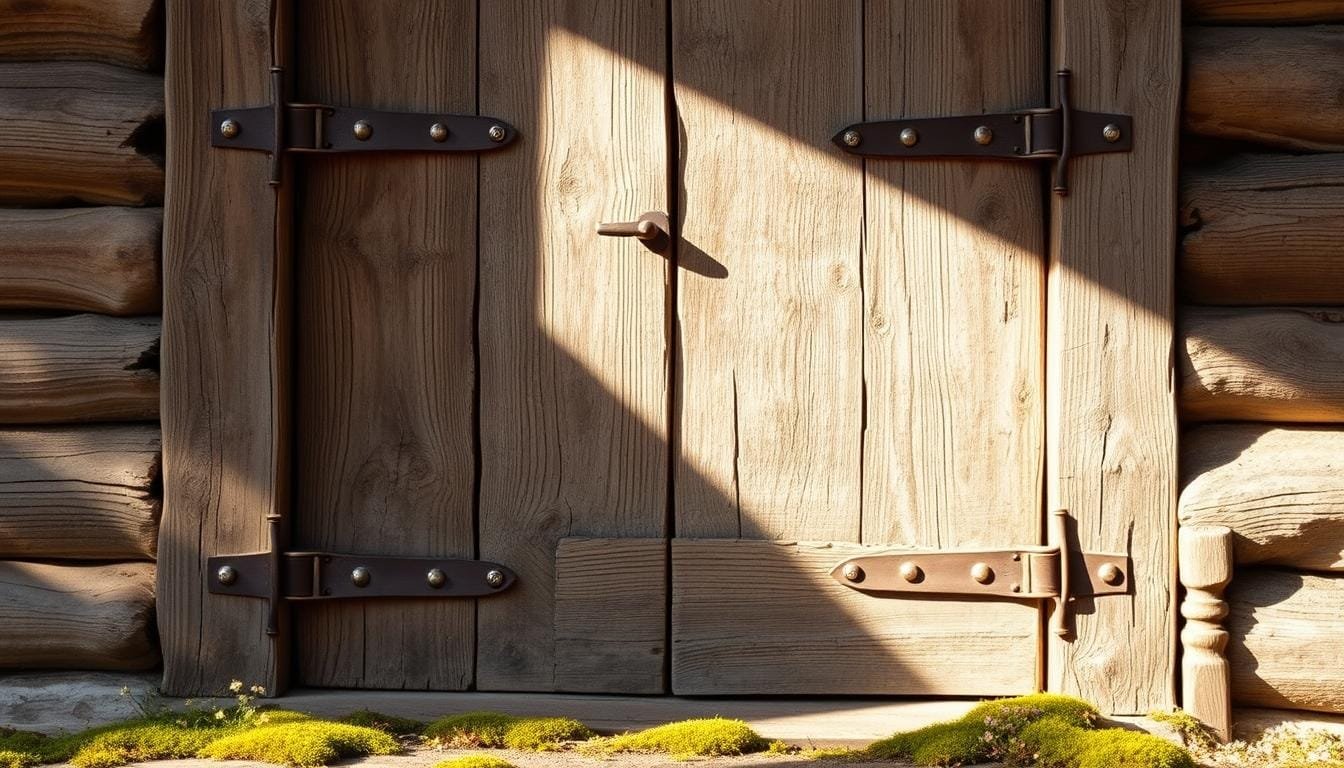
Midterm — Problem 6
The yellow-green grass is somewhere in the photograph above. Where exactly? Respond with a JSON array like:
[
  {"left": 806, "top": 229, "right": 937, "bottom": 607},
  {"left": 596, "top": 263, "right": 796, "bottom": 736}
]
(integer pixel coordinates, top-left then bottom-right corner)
[
  {"left": 584, "top": 718, "right": 769, "bottom": 758},
  {"left": 431, "top": 755, "right": 519, "bottom": 768},
  {"left": 423, "top": 712, "right": 594, "bottom": 751}
]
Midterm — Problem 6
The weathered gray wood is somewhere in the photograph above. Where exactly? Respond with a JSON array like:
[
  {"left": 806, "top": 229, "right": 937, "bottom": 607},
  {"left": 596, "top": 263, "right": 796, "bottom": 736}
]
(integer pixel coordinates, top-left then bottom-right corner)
[
  {"left": 554, "top": 538, "right": 665, "bottom": 694},
  {"left": 1182, "top": 425, "right": 1344, "bottom": 570},
  {"left": 0, "top": 561, "right": 158, "bottom": 670},
  {"left": 1182, "top": 307, "right": 1344, "bottom": 423},
  {"left": 0, "top": 426, "right": 159, "bottom": 560},
  {"left": 0, "top": 208, "right": 161, "bottom": 315},
  {"left": 1050, "top": 0, "right": 1180, "bottom": 713},
  {"left": 0, "top": 0, "right": 161, "bottom": 70},
  {"left": 1186, "top": 0, "right": 1344, "bottom": 24},
  {"left": 1228, "top": 568, "right": 1344, "bottom": 713},
  {"left": 0, "top": 315, "right": 158, "bottom": 424},
  {"left": 1185, "top": 26, "right": 1344, "bottom": 152},
  {"left": 1179, "top": 526, "right": 1234, "bottom": 742},
  {"left": 1181, "top": 154, "right": 1344, "bottom": 305},
  {"left": 477, "top": 0, "right": 668, "bottom": 691},
  {"left": 159, "top": 0, "right": 289, "bottom": 697},
  {"left": 0, "top": 62, "right": 163, "bottom": 205}
]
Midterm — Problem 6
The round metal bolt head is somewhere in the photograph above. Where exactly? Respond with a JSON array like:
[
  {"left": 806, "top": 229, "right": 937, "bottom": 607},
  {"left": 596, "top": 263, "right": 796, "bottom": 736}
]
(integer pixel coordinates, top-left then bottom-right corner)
[
  {"left": 488, "top": 124, "right": 506, "bottom": 143},
  {"left": 970, "top": 562, "right": 994, "bottom": 584},
  {"left": 351, "top": 566, "right": 371, "bottom": 587},
  {"left": 841, "top": 562, "right": 864, "bottom": 583},
  {"left": 220, "top": 119, "right": 241, "bottom": 139},
  {"left": 485, "top": 569, "right": 506, "bottom": 588},
  {"left": 1097, "top": 562, "right": 1124, "bottom": 586},
  {"left": 427, "top": 568, "right": 447, "bottom": 588},
  {"left": 429, "top": 123, "right": 449, "bottom": 142},
  {"left": 973, "top": 125, "right": 994, "bottom": 145},
  {"left": 216, "top": 565, "right": 238, "bottom": 586},
  {"left": 842, "top": 130, "right": 862, "bottom": 147},
  {"left": 1102, "top": 123, "right": 1122, "bottom": 143},
  {"left": 899, "top": 127, "right": 919, "bottom": 147},
  {"left": 899, "top": 561, "right": 922, "bottom": 583},
  {"left": 353, "top": 120, "right": 373, "bottom": 141}
]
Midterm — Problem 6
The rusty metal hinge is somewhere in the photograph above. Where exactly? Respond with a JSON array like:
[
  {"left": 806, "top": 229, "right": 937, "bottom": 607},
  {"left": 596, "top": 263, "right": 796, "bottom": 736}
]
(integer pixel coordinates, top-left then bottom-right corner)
[
  {"left": 830, "top": 509, "right": 1128, "bottom": 639},
  {"left": 209, "top": 514, "right": 515, "bottom": 636},
  {"left": 832, "top": 69, "right": 1131, "bottom": 196}
]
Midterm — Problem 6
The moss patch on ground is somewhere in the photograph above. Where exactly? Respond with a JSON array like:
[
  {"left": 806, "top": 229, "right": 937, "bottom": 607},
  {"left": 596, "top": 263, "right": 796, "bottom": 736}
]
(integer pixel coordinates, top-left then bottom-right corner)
[
  {"left": 431, "top": 755, "right": 519, "bottom": 768},
  {"left": 584, "top": 717, "right": 769, "bottom": 758},
  {"left": 338, "top": 709, "right": 426, "bottom": 735},
  {"left": 423, "top": 712, "right": 594, "bottom": 751},
  {"left": 198, "top": 721, "right": 399, "bottom": 766}
]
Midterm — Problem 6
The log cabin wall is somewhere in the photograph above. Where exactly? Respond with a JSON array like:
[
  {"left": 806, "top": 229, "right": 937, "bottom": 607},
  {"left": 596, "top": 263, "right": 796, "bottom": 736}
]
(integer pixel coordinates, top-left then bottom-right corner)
[
  {"left": 0, "top": 1, "right": 164, "bottom": 671},
  {"left": 1178, "top": 0, "right": 1344, "bottom": 738}
]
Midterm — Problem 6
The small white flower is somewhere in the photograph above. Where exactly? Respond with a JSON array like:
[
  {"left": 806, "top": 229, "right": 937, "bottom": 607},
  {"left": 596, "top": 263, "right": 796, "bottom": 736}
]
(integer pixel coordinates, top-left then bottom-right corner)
[{"left": 215, "top": 709, "right": 226, "bottom": 720}]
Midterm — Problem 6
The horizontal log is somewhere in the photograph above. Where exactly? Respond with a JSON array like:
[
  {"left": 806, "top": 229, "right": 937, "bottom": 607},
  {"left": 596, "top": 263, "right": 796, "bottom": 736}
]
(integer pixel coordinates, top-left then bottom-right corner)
[
  {"left": 1181, "top": 307, "right": 1344, "bottom": 422},
  {"left": 0, "top": 315, "right": 159, "bottom": 424},
  {"left": 0, "top": 208, "right": 161, "bottom": 316},
  {"left": 1229, "top": 568, "right": 1344, "bottom": 713},
  {"left": 1186, "top": 0, "right": 1344, "bottom": 24},
  {"left": 1185, "top": 26, "right": 1344, "bottom": 151},
  {"left": 0, "top": 0, "right": 161, "bottom": 69},
  {"left": 0, "top": 561, "right": 158, "bottom": 670},
  {"left": 0, "top": 426, "right": 159, "bottom": 560},
  {"left": 1181, "top": 154, "right": 1344, "bottom": 305},
  {"left": 1181, "top": 425, "right": 1344, "bottom": 570},
  {"left": 0, "top": 62, "right": 163, "bottom": 205}
]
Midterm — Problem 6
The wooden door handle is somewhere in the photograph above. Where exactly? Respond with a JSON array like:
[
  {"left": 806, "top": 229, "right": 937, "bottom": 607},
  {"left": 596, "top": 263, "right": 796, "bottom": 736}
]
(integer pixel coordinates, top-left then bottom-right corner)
[{"left": 596, "top": 211, "right": 670, "bottom": 254}]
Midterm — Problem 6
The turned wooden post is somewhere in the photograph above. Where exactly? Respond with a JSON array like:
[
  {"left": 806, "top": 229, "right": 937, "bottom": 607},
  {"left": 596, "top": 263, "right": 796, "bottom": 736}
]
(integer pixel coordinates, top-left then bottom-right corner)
[{"left": 1180, "top": 525, "right": 1234, "bottom": 741}]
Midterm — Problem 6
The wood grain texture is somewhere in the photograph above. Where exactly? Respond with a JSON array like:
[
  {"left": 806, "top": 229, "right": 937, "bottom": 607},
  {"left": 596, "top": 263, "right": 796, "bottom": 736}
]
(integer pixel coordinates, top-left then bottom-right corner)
[
  {"left": 1049, "top": 0, "right": 1180, "bottom": 713},
  {"left": 292, "top": 0, "right": 476, "bottom": 690},
  {"left": 0, "top": 62, "right": 163, "bottom": 205},
  {"left": 674, "top": 0, "right": 861, "bottom": 541},
  {"left": 0, "top": 0, "right": 161, "bottom": 69},
  {"left": 1181, "top": 154, "right": 1344, "bottom": 305},
  {"left": 477, "top": 0, "right": 668, "bottom": 691},
  {"left": 1179, "top": 526, "right": 1233, "bottom": 742},
  {"left": 0, "top": 426, "right": 159, "bottom": 560},
  {"left": 159, "top": 0, "right": 288, "bottom": 696},
  {"left": 1228, "top": 568, "right": 1344, "bottom": 713},
  {"left": 0, "top": 314, "right": 158, "bottom": 424},
  {"left": 1181, "top": 307, "right": 1344, "bottom": 423},
  {"left": 554, "top": 538, "right": 666, "bottom": 694},
  {"left": 1185, "top": 26, "right": 1344, "bottom": 152},
  {"left": 0, "top": 561, "right": 158, "bottom": 670},
  {"left": 0, "top": 208, "right": 161, "bottom": 315},
  {"left": 671, "top": 539, "right": 1038, "bottom": 695},
  {"left": 1182, "top": 425, "right": 1344, "bottom": 570},
  {"left": 1186, "top": 0, "right": 1344, "bottom": 24},
  {"left": 862, "top": 0, "right": 1044, "bottom": 550}
]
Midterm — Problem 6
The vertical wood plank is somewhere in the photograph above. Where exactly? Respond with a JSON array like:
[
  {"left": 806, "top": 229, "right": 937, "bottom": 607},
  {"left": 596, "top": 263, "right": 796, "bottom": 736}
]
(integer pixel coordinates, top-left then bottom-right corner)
[
  {"left": 292, "top": 1, "right": 476, "bottom": 690},
  {"left": 674, "top": 0, "right": 862, "bottom": 541},
  {"left": 159, "top": 0, "right": 289, "bottom": 696},
  {"left": 1048, "top": 1, "right": 1181, "bottom": 713},
  {"left": 477, "top": 0, "right": 669, "bottom": 691},
  {"left": 1179, "top": 525, "right": 1233, "bottom": 742}
]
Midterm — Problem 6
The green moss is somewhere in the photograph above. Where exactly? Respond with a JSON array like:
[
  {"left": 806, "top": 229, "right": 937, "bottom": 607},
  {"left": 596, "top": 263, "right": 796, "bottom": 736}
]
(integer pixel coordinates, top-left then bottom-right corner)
[
  {"left": 69, "top": 722, "right": 223, "bottom": 768},
  {"left": 431, "top": 755, "right": 518, "bottom": 768},
  {"left": 1146, "top": 709, "right": 1219, "bottom": 753},
  {"left": 338, "top": 709, "right": 425, "bottom": 735},
  {"left": 1023, "top": 717, "right": 1194, "bottom": 768},
  {"left": 423, "top": 712, "right": 592, "bottom": 751},
  {"left": 197, "top": 720, "right": 399, "bottom": 766},
  {"left": 586, "top": 718, "right": 769, "bottom": 757}
]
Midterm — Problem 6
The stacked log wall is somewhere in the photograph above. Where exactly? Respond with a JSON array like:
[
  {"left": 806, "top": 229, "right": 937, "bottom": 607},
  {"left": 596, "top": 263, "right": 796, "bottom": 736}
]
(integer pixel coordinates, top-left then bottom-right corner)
[
  {"left": 0, "top": 0, "right": 164, "bottom": 672},
  {"left": 1180, "top": 0, "right": 1344, "bottom": 730}
]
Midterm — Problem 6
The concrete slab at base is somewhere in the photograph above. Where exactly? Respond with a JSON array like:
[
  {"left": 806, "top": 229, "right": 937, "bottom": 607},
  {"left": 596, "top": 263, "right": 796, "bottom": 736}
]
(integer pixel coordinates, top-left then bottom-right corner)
[{"left": 0, "top": 672, "right": 159, "bottom": 733}]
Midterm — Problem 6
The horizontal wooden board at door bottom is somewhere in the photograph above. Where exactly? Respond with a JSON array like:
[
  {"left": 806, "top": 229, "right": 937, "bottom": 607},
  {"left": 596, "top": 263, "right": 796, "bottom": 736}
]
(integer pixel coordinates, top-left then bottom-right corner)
[
  {"left": 1185, "top": 0, "right": 1344, "bottom": 24},
  {"left": 0, "top": 0, "right": 162, "bottom": 70}
]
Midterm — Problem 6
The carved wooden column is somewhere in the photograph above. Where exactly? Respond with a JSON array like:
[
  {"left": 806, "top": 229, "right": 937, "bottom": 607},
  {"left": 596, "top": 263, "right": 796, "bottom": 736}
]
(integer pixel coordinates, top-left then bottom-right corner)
[{"left": 1179, "top": 525, "right": 1234, "bottom": 741}]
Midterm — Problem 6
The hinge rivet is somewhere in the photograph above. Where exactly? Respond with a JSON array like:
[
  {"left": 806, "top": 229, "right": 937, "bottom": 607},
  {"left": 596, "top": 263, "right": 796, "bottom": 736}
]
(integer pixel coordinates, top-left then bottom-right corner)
[
  {"left": 488, "top": 125, "right": 506, "bottom": 143},
  {"left": 973, "top": 125, "right": 993, "bottom": 145},
  {"left": 485, "top": 569, "right": 506, "bottom": 588},
  {"left": 427, "top": 568, "right": 447, "bottom": 588},
  {"left": 842, "top": 129, "right": 861, "bottom": 147},
  {"left": 1102, "top": 123, "right": 1122, "bottom": 143},
  {"left": 429, "top": 123, "right": 449, "bottom": 142},
  {"left": 216, "top": 565, "right": 238, "bottom": 586},
  {"left": 899, "top": 127, "right": 919, "bottom": 147},
  {"left": 1097, "top": 562, "right": 1124, "bottom": 586},
  {"left": 841, "top": 562, "right": 864, "bottom": 583},
  {"left": 351, "top": 566, "right": 371, "bottom": 587},
  {"left": 899, "top": 561, "right": 922, "bottom": 583},
  {"left": 219, "top": 119, "right": 241, "bottom": 139},
  {"left": 353, "top": 120, "right": 373, "bottom": 141},
  {"left": 970, "top": 562, "right": 994, "bottom": 584}
]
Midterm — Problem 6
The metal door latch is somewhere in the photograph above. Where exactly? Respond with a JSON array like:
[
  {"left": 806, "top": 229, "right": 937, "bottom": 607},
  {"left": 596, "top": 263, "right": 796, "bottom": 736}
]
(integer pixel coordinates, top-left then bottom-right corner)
[
  {"left": 832, "top": 69, "right": 1131, "bottom": 195},
  {"left": 596, "top": 211, "right": 671, "bottom": 255},
  {"left": 830, "top": 509, "right": 1128, "bottom": 639},
  {"left": 209, "top": 514, "right": 515, "bottom": 636}
]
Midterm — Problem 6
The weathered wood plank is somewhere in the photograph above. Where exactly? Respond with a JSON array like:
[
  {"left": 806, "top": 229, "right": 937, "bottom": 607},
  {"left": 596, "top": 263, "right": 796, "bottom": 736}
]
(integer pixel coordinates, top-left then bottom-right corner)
[
  {"left": 292, "top": 0, "right": 476, "bottom": 690},
  {"left": 1181, "top": 307, "right": 1344, "bottom": 423},
  {"left": 1228, "top": 568, "right": 1344, "bottom": 713},
  {"left": 0, "top": 62, "right": 163, "bottom": 206},
  {"left": 671, "top": 540, "right": 1037, "bottom": 695},
  {"left": 0, "top": 561, "right": 158, "bottom": 670},
  {"left": 1186, "top": 0, "right": 1344, "bottom": 24},
  {"left": 0, "top": 208, "right": 161, "bottom": 316},
  {"left": 0, "top": 426, "right": 159, "bottom": 560},
  {"left": 476, "top": 0, "right": 668, "bottom": 691},
  {"left": 0, "top": 315, "right": 158, "bottom": 424},
  {"left": 0, "top": 0, "right": 161, "bottom": 70},
  {"left": 862, "top": 0, "right": 1044, "bottom": 550},
  {"left": 1179, "top": 526, "right": 1234, "bottom": 742},
  {"left": 555, "top": 538, "right": 665, "bottom": 694},
  {"left": 1185, "top": 26, "right": 1344, "bottom": 152},
  {"left": 1182, "top": 425, "right": 1344, "bottom": 570},
  {"left": 159, "top": 0, "right": 288, "bottom": 696},
  {"left": 1181, "top": 154, "right": 1344, "bottom": 305},
  {"left": 1050, "top": 0, "right": 1180, "bottom": 712}
]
